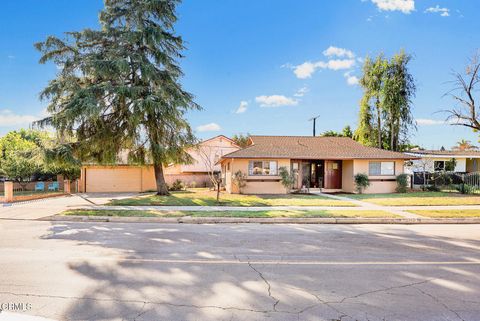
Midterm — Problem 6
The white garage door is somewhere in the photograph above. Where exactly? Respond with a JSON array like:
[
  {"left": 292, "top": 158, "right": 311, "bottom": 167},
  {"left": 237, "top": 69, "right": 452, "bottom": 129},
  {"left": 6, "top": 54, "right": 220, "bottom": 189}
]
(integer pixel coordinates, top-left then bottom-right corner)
[{"left": 85, "top": 167, "right": 142, "bottom": 192}]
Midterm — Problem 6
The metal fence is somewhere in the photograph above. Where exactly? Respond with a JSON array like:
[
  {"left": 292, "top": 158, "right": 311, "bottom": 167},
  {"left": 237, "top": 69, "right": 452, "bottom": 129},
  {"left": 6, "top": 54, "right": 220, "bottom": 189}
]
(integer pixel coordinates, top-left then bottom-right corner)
[{"left": 413, "top": 171, "right": 480, "bottom": 194}]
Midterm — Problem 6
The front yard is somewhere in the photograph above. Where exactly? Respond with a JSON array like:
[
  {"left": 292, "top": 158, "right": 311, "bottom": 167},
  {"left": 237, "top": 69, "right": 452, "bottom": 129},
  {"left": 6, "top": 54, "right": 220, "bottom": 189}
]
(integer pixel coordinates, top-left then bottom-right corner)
[
  {"left": 408, "top": 209, "right": 480, "bottom": 218},
  {"left": 342, "top": 191, "right": 480, "bottom": 206},
  {"left": 62, "top": 209, "right": 397, "bottom": 218},
  {"left": 108, "top": 189, "right": 355, "bottom": 207}
]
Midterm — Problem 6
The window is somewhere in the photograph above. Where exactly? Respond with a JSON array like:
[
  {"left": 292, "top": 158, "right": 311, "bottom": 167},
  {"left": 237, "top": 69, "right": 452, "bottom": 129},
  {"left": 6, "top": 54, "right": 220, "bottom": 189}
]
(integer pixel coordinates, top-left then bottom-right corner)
[
  {"left": 369, "top": 161, "right": 395, "bottom": 176},
  {"left": 249, "top": 160, "right": 278, "bottom": 176},
  {"left": 434, "top": 161, "right": 445, "bottom": 171}
]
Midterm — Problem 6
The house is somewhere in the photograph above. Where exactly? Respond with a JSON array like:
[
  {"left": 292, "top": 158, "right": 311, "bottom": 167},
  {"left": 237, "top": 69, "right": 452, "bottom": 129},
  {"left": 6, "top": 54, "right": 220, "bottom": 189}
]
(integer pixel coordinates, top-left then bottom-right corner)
[
  {"left": 78, "top": 135, "right": 240, "bottom": 192},
  {"left": 404, "top": 149, "right": 480, "bottom": 188},
  {"left": 404, "top": 150, "right": 480, "bottom": 173},
  {"left": 219, "top": 135, "right": 416, "bottom": 194}
]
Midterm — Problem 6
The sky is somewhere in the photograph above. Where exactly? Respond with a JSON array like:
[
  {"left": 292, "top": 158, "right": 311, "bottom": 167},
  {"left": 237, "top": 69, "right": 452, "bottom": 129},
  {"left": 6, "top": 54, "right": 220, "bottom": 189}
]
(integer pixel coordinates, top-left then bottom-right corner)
[{"left": 0, "top": 0, "right": 479, "bottom": 149}]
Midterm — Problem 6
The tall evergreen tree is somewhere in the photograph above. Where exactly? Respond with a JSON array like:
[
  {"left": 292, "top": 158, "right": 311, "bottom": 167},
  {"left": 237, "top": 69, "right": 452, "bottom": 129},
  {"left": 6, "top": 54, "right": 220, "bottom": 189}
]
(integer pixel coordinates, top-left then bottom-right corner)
[
  {"left": 354, "top": 51, "right": 416, "bottom": 151},
  {"left": 35, "top": 0, "right": 200, "bottom": 195}
]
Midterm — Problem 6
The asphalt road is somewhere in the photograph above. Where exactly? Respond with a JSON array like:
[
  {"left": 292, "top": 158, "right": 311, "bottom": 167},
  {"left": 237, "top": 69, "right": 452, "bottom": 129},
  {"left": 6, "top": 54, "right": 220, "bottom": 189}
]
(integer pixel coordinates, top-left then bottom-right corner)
[{"left": 0, "top": 221, "right": 479, "bottom": 321}]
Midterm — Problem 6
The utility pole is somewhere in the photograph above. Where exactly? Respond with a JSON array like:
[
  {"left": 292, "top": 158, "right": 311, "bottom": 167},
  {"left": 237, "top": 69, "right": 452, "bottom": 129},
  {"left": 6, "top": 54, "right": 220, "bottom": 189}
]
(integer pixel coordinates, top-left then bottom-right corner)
[{"left": 308, "top": 115, "right": 320, "bottom": 136}]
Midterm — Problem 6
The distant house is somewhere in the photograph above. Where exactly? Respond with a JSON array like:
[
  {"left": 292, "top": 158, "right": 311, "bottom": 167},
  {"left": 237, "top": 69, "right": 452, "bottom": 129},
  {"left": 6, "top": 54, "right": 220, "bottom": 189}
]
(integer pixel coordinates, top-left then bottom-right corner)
[
  {"left": 219, "top": 135, "right": 416, "bottom": 194},
  {"left": 78, "top": 135, "right": 240, "bottom": 192},
  {"left": 404, "top": 150, "right": 480, "bottom": 173}
]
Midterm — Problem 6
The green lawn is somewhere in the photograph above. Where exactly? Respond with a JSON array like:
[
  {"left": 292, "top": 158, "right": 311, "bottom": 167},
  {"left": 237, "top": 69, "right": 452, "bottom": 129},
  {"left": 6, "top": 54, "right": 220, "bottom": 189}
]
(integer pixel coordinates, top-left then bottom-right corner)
[
  {"left": 341, "top": 191, "right": 480, "bottom": 206},
  {"left": 62, "top": 209, "right": 397, "bottom": 218},
  {"left": 408, "top": 209, "right": 480, "bottom": 218},
  {"left": 108, "top": 189, "right": 355, "bottom": 207}
]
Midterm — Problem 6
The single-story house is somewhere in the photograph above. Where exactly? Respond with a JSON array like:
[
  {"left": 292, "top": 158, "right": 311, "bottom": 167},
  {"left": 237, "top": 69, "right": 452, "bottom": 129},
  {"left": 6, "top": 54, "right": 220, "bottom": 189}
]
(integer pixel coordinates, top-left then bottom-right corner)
[
  {"left": 219, "top": 135, "right": 416, "bottom": 194},
  {"left": 404, "top": 150, "right": 480, "bottom": 173},
  {"left": 78, "top": 135, "right": 240, "bottom": 192}
]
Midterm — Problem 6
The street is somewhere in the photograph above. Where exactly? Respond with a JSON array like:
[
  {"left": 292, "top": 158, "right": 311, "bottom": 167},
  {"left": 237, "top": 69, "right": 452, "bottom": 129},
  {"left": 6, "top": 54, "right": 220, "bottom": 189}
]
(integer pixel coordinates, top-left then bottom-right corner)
[{"left": 0, "top": 221, "right": 480, "bottom": 321}]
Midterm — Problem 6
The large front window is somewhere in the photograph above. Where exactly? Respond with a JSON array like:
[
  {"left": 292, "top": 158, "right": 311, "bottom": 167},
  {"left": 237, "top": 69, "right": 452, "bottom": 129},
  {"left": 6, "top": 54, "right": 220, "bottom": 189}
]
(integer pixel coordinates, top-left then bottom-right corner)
[
  {"left": 249, "top": 160, "right": 278, "bottom": 176},
  {"left": 369, "top": 161, "right": 395, "bottom": 176}
]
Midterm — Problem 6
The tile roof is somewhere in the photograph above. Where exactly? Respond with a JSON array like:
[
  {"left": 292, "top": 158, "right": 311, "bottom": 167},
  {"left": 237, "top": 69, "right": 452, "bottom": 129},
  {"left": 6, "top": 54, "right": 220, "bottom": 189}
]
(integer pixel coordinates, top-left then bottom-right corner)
[{"left": 222, "top": 136, "right": 415, "bottom": 160}]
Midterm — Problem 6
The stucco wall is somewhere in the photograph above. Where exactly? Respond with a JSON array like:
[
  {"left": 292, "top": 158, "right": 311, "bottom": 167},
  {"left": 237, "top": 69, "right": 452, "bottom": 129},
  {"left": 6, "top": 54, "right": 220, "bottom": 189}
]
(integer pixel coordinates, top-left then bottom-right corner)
[
  {"left": 405, "top": 157, "right": 467, "bottom": 173},
  {"left": 224, "top": 158, "right": 290, "bottom": 194},
  {"left": 353, "top": 159, "right": 404, "bottom": 194}
]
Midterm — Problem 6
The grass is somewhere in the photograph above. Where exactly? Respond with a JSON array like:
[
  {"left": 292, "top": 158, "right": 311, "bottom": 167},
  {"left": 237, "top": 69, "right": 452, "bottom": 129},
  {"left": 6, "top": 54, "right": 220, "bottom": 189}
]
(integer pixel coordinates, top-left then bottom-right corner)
[
  {"left": 340, "top": 191, "right": 480, "bottom": 206},
  {"left": 62, "top": 209, "right": 398, "bottom": 218},
  {"left": 108, "top": 189, "right": 355, "bottom": 207},
  {"left": 408, "top": 209, "right": 480, "bottom": 218}
]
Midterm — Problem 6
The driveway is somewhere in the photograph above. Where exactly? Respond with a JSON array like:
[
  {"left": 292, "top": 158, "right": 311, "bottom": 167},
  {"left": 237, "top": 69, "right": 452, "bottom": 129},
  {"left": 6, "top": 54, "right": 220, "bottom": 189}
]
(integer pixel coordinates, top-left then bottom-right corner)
[
  {"left": 0, "top": 222, "right": 479, "bottom": 320},
  {"left": 0, "top": 193, "right": 140, "bottom": 220}
]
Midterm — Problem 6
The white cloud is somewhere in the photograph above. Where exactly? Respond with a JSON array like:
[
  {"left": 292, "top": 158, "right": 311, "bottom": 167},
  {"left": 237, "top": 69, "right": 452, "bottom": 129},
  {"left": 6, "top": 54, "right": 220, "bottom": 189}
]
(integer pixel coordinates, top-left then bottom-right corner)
[
  {"left": 323, "top": 46, "right": 355, "bottom": 59},
  {"left": 0, "top": 109, "right": 39, "bottom": 126},
  {"left": 370, "top": 0, "right": 415, "bottom": 14},
  {"left": 235, "top": 101, "right": 248, "bottom": 114},
  {"left": 344, "top": 72, "right": 360, "bottom": 86},
  {"left": 255, "top": 95, "right": 298, "bottom": 107},
  {"left": 197, "top": 122, "right": 221, "bottom": 132},
  {"left": 416, "top": 118, "right": 452, "bottom": 126},
  {"left": 425, "top": 5, "right": 449, "bottom": 17},
  {"left": 294, "top": 86, "right": 309, "bottom": 97},
  {"left": 293, "top": 59, "right": 355, "bottom": 79}
]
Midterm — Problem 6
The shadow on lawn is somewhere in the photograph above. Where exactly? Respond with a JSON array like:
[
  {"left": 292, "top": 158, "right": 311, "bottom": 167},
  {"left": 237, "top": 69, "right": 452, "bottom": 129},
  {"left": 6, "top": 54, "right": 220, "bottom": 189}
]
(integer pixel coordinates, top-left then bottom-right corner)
[{"left": 40, "top": 223, "right": 480, "bottom": 320}]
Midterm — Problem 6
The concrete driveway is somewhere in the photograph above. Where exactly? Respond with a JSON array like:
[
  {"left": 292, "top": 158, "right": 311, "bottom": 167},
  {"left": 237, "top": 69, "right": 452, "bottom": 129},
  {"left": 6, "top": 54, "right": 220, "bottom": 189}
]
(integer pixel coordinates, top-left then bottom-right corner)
[
  {"left": 0, "top": 222, "right": 479, "bottom": 320},
  {"left": 0, "top": 193, "right": 140, "bottom": 220}
]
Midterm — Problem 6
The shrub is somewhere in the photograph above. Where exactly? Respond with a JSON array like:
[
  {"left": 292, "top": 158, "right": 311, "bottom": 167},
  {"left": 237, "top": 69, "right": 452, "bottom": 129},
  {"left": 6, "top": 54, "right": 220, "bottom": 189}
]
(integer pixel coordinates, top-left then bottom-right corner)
[
  {"left": 168, "top": 179, "right": 184, "bottom": 191},
  {"left": 426, "top": 185, "right": 440, "bottom": 192},
  {"left": 279, "top": 167, "right": 295, "bottom": 193},
  {"left": 354, "top": 173, "right": 370, "bottom": 194},
  {"left": 455, "top": 184, "right": 475, "bottom": 195},
  {"left": 396, "top": 174, "right": 409, "bottom": 193}
]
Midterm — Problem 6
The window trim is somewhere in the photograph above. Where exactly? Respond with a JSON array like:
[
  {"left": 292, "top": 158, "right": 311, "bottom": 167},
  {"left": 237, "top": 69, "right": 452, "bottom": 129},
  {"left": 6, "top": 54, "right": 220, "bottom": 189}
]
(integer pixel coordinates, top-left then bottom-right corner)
[
  {"left": 248, "top": 160, "right": 279, "bottom": 176},
  {"left": 368, "top": 161, "right": 395, "bottom": 176}
]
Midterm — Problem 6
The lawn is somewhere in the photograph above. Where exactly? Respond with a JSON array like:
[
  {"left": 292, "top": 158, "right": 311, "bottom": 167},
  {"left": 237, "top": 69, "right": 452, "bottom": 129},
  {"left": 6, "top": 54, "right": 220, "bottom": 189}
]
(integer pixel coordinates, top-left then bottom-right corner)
[
  {"left": 62, "top": 209, "right": 397, "bottom": 218},
  {"left": 108, "top": 189, "right": 355, "bottom": 207},
  {"left": 341, "top": 191, "right": 480, "bottom": 206},
  {"left": 408, "top": 209, "right": 480, "bottom": 218}
]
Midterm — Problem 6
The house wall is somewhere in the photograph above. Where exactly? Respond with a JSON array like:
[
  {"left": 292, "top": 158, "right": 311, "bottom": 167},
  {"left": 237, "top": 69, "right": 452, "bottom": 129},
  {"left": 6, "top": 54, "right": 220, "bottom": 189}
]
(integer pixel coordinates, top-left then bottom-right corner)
[
  {"left": 165, "top": 136, "right": 239, "bottom": 174},
  {"left": 405, "top": 157, "right": 467, "bottom": 174},
  {"left": 224, "top": 158, "right": 290, "bottom": 194},
  {"left": 341, "top": 160, "right": 355, "bottom": 193},
  {"left": 353, "top": 159, "right": 405, "bottom": 194}
]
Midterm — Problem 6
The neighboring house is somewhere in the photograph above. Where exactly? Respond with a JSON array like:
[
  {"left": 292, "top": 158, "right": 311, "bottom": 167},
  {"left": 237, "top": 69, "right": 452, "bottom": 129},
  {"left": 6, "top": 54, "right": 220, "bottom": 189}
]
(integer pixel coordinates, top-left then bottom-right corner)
[
  {"left": 78, "top": 135, "right": 240, "bottom": 192},
  {"left": 220, "top": 135, "right": 416, "bottom": 194},
  {"left": 404, "top": 150, "right": 480, "bottom": 174}
]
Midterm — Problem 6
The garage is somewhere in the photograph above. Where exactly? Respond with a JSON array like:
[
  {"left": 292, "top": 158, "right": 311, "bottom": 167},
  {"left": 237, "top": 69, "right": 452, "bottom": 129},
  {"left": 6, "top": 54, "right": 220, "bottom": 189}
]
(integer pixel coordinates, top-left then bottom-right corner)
[{"left": 84, "top": 167, "right": 143, "bottom": 192}]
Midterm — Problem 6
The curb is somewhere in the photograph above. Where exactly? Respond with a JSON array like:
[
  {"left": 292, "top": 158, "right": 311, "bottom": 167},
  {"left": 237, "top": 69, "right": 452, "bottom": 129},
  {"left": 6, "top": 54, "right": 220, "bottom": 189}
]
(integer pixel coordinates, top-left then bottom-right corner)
[{"left": 43, "top": 215, "right": 480, "bottom": 224}]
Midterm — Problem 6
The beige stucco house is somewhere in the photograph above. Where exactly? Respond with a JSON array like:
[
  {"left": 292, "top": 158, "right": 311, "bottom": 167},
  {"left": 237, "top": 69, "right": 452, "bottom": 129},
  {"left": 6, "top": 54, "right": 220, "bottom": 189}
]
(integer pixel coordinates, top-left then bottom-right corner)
[
  {"left": 220, "top": 136, "right": 416, "bottom": 194},
  {"left": 78, "top": 135, "right": 240, "bottom": 192}
]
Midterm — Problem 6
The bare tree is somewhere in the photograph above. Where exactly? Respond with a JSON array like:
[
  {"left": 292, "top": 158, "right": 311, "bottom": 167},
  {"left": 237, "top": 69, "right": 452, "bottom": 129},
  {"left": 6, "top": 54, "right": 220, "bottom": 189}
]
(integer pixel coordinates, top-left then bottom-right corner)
[
  {"left": 445, "top": 53, "right": 480, "bottom": 130},
  {"left": 197, "top": 145, "right": 222, "bottom": 202},
  {"left": 405, "top": 158, "right": 434, "bottom": 191}
]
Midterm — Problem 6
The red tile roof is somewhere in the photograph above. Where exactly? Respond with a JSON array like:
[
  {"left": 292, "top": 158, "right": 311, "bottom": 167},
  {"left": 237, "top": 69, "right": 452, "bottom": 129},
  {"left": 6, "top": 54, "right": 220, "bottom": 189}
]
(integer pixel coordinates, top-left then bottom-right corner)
[{"left": 222, "top": 136, "right": 415, "bottom": 160}]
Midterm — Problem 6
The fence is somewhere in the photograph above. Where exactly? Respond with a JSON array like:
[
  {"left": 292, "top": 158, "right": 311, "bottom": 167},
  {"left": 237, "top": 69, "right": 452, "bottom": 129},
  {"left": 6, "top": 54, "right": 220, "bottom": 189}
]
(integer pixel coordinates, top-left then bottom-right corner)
[
  {"left": 1, "top": 180, "right": 77, "bottom": 203},
  {"left": 412, "top": 171, "right": 480, "bottom": 193}
]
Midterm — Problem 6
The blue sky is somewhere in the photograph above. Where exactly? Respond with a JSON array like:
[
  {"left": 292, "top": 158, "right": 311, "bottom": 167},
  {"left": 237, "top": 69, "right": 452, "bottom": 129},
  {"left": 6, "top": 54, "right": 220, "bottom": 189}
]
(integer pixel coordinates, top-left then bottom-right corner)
[{"left": 0, "top": 0, "right": 479, "bottom": 149}]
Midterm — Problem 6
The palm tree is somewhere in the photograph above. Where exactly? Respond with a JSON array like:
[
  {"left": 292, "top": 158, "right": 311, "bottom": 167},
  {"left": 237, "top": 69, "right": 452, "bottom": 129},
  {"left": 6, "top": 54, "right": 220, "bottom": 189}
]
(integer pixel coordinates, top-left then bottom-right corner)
[{"left": 452, "top": 139, "right": 478, "bottom": 151}]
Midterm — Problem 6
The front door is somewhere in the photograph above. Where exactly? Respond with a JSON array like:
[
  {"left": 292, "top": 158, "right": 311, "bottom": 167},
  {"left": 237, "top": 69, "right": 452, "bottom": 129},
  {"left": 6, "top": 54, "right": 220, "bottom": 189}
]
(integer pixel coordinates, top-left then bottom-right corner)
[{"left": 324, "top": 160, "right": 342, "bottom": 189}]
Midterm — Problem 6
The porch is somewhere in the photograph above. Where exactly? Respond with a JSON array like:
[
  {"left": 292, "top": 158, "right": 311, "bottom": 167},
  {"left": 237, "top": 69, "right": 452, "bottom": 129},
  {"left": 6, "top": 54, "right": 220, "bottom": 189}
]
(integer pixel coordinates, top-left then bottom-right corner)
[{"left": 291, "top": 159, "right": 344, "bottom": 193}]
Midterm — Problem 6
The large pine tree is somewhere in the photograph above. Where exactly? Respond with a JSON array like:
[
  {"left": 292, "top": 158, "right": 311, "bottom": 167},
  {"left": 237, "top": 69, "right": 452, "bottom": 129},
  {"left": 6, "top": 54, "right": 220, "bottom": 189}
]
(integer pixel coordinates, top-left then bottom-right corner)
[{"left": 35, "top": 0, "right": 200, "bottom": 195}]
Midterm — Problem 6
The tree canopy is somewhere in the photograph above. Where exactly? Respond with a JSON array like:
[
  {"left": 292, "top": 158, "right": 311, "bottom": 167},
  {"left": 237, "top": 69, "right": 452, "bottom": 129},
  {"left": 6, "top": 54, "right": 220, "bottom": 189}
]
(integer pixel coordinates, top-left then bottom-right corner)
[
  {"left": 35, "top": 0, "right": 199, "bottom": 195},
  {"left": 231, "top": 133, "right": 251, "bottom": 148},
  {"left": 354, "top": 51, "right": 416, "bottom": 151}
]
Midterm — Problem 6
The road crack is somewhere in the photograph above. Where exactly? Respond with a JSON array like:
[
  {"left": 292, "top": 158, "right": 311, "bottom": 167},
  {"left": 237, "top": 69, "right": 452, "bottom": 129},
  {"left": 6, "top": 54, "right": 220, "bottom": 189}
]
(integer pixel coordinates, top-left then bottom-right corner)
[
  {"left": 247, "top": 261, "right": 280, "bottom": 311},
  {"left": 413, "top": 286, "right": 465, "bottom": 321}
]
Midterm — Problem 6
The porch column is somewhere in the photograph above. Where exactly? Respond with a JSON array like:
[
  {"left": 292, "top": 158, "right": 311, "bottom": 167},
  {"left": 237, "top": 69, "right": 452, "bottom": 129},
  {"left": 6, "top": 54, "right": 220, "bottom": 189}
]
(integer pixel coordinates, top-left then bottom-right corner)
[{"left": 4, "top": 181, "right": 13, "bottom": 203}]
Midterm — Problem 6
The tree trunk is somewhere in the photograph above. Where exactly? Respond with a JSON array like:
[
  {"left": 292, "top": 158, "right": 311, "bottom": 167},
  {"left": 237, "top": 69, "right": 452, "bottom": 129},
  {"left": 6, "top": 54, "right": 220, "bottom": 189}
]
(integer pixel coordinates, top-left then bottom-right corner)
[
  {"left": 153, "top": 163, "right": 170, "bottom": 195},
  {"left": 376, "top": 98, "right": 382, "bottom": 149},
  {"left": 216, "top": 181, "right": 221, "bottom": 202}
]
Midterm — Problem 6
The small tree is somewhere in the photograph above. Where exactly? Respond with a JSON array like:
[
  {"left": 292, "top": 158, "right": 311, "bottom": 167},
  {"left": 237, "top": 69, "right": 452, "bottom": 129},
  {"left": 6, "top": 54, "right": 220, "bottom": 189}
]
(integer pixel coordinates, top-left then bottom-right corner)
[
  {"left": 396, "top": 174, "right": 409, "bottom": 193},
  {"left": 279, "top": 167, "right": 295, "bottom": 193},
  {"left": 405, "top": 158, "right": 433, "bottom": 191},
  {"left": 232, "top": 170, "right": 247, "bottom": 194},
  {"left": 197, "top": 144, "right": 222, "bottom": 202},
  {"left": 354, "top": 173, "right": 370, "bottom": 194}
]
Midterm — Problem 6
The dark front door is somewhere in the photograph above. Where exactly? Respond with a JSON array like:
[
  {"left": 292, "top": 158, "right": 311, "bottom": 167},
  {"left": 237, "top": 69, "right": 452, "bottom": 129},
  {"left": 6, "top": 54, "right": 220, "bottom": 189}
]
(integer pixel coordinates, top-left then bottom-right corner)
[
  {"left": 324, "top": 160, "right": 342, "bottom": 189},
  {"left": 310, "top": 161, "right": 324, "bottom": 188}
]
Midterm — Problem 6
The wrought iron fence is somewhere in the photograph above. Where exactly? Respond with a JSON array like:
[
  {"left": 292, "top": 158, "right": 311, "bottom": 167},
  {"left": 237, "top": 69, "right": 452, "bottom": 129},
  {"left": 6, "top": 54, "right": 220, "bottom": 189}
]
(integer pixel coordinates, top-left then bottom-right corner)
[{"left": 413, "top": 171, "right": 480, "bottom": 194}]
